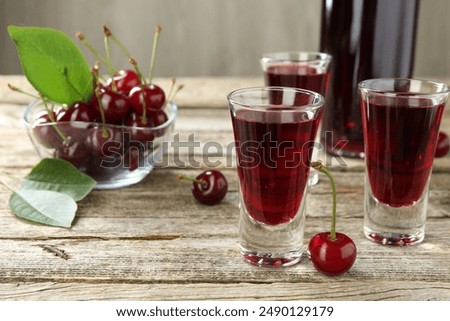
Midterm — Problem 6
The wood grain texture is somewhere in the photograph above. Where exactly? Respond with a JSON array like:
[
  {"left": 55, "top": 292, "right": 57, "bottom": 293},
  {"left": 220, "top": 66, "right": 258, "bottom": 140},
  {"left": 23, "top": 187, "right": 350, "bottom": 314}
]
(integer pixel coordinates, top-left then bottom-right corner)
[{"left": 0, "top": 76, "right": 449, "bottom": 301}]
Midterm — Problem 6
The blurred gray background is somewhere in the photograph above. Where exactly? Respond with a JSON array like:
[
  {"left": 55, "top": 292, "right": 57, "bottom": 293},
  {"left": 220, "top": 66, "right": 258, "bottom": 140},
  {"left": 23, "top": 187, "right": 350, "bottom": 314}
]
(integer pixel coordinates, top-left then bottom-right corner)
[{"left": 1, "top": 0, "right": 449, "bottom": 77}]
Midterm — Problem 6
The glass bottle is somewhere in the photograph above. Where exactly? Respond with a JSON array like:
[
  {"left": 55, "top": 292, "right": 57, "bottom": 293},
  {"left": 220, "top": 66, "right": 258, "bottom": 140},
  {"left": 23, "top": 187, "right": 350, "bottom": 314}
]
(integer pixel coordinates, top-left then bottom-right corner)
[{"left": 320, "top": 0, "right": 420, "bottom": 158}]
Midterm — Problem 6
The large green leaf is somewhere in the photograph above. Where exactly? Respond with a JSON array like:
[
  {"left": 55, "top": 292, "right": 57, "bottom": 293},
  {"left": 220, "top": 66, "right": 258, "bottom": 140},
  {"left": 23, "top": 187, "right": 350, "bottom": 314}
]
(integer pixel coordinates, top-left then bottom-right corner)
[
  {"left": 20, "top": 158, "right": 96, "bottom": 201},
  {"left": 8, "top": 25, "right": 93, "bottom": 104},
  {"left": 9, "top": 190, "right": 77, "bottom": 228}
]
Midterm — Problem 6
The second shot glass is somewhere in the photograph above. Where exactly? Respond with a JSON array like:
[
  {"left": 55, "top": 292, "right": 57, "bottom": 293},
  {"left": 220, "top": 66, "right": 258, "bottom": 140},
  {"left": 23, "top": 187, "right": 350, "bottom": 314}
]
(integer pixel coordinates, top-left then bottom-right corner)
[{"left": 260, "top": 52, "right": 331, "bottom": 186}]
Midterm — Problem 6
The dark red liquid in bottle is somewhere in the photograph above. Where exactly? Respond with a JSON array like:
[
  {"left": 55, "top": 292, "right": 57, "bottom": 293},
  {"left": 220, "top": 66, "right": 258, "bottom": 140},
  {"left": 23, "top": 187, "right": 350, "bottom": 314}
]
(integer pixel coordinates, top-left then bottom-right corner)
[
  {"left": 231, "top": 109, "right": 321, "bottom": 225},
  {"left": 362, "top": 99, "right": 445, "bottom": 207},
  {"left": 320, "top": 0, "right": 419, "bottom": 158}
]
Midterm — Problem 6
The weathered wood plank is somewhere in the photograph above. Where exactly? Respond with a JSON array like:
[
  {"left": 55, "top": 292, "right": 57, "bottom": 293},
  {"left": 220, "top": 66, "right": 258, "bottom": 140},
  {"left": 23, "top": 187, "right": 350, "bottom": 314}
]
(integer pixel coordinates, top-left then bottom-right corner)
[
  {"left": 0, "top": 281, "right": 448, "bottom": 301},
  {"left": 1, "top": 170, "right": 449, "bottom": 221},
  {"left": 0, "top": 224, "right": 448, "bottom": 285}
]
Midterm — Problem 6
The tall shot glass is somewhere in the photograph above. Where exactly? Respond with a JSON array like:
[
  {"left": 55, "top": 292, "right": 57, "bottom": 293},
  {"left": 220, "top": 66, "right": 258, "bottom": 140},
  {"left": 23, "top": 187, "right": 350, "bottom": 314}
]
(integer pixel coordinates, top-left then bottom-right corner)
[
  {"left": 228, "top": 87, "right": 324, "bottom": 267},
  {"left": 260, "top": 52, "right": 331, "bottom": 186},
  {"left": 359, "top": 79, "right": 449, "bottom": 245}
]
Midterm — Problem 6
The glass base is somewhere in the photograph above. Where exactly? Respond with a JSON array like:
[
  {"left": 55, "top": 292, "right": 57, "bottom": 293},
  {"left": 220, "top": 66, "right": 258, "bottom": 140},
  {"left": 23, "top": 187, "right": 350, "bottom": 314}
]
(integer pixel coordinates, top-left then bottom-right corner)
[
  {"left": 93, "top": 166, "right": 153, "bottom": 189},
  {"left": 363, "top": 174, "right": 429, "bottom": 246},
  {"left": 241, "top": 247, "right": 302, "bottom": 268},
  {"left": 364, "top": 226, "right": 424, "bottom": 246},
  {"left": 238, "top": 193, "right": 306, "bottom": 268}
]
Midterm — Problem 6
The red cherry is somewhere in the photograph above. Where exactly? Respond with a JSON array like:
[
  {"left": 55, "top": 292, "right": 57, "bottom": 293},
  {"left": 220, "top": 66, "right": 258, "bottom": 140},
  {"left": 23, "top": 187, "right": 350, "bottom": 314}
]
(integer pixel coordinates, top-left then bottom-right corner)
[
  {"left": 32, "top": 111, "right": 61, "bottom": 149},
  {"left": 57, "top": 102, "right": 99, "bottom": 123},
  {"left": 91, "top": 88, "right": 131, "bottom": 124},
  {"left": 435, "top": 131, "right": 450, "bottom": 158},
  {"left": 55, "top": 140, "right": 90, "bottom": 168},
  {"left": 128, "top": 84, "right": 166, "bottom": 115},
  {"left": 178, "top": 170, "right": 228, "bottom": 205},
  {"left": 124, "top": 113, "right": 156, "bottom": 145},
  {"left": 148, "top": 109, "right": 168, "bottom": 126},
  {"left": 308, "top": 162, "right": 357, "bottom": 276},
  {"left": 308, "top": 232, "right": 357, "bottom": 276},
  {"left": 86, "top": 125, "right": 123, "bottom": 157},
  {"left": 106, "top": 69, "right": 141, "bottom": 94},
  {"left": 148, "top": 109, "right": 169, "bottom": 137}
]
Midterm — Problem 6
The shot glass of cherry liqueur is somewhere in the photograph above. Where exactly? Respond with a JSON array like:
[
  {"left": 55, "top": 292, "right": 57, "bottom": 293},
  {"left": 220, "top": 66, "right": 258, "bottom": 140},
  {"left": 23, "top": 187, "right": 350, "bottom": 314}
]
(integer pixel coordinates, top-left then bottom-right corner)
[
  {"left": 228, "top": 87, "right": 324, "bottom": 267},
  {"left": 359, "top": 78, "right": 449, "bottom": 245},
  {"left": 260, "top": 52, "right": 331, "bottom": 186}
]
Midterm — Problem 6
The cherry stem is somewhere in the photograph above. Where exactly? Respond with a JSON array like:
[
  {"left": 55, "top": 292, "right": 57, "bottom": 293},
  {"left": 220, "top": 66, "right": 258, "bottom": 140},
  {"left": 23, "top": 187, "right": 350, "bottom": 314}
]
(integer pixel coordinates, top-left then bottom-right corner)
[
  {"left": 129, "top": 58, "right": 146, "bottom": 86},
  {"left": 7, "top": 84, "right": 40, "bottom": 100},
  {"left": 91, "top": 66, "right": 108, "bottom": 138},
  {"left": 164, "top": 82, "right": 184, "bottom": 108},
  {"left": 104, "top": 25, "right": 131, "bottom": 57},
  {"left": 311, "top": 161, "right": 337, "bottom": 241},
  {"left": 177, "top": 174, "right": 207, "bottom": 187},
  {"left": 166, "top": 78, "right": 176, "bottom": 101},
  {"left": 94, "top": 88, "right": 108, "bottom": 138},
  {"left": 104, "top": 25, "right": 146, "bottom": 85},
  {"left": 148, "top": 25, "right": 161, "bottom": 84},
  {"left": 41, "top": 96, "right": 69, "bottom": 145},
  {"left": 103, "top": 28, "right": 116, "bottom": 90},
  {"left": 167, "top": 84, "right": 184, "bottom": 103},
  {"left": 140, "top": 84, "right": 148, "bottom": 124},
  {"left": 76, "top": 32, "right": 116, "bottom": 72},
  {"left": 8, "top": 84, "right": 68, "bottom": 144}
]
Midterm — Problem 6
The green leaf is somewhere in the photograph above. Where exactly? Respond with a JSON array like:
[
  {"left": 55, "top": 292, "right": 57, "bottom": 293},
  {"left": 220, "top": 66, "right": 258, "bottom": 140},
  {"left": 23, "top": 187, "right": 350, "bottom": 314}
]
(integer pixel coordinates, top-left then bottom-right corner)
[
  {"left": 7, "top": 25, "right": 93, "bottom": 104},
  {"left": 21, "top": 158, "right": 96, "bottom": 201},
  {"left": 9, "top": 190, "right": 77, "bottom": 228}
]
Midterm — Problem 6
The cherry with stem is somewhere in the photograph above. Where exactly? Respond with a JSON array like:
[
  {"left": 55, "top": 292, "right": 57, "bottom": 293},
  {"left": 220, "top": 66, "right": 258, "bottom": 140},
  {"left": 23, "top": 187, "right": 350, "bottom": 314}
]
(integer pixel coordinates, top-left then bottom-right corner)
[
  {"left": 308, "top": 161, "right": 357, "bottom": 276},
  {"left": 178, "top": 170, "right": 228, "bottom": 205},
  {"left": 128, "top": 25, "right": 165, "bottom": 119},
  {"left": 103, "top": 25, "right": 142, "bottom": 92}
]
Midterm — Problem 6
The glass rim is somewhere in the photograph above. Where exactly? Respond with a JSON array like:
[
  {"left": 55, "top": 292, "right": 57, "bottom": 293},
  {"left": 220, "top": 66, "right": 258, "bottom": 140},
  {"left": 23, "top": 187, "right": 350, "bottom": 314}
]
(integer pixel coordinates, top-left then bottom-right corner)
[
  {"left": 227, "top": 86, "right": 324, "bottom": 111},
  {"left": 23, "top": 99, "right": 178, "bottom": 131},
  {"left": 260, "top": 51, "right": 332, "bottom": 64},
  {"left": 358, "top": 78, "right": 450, "bottom": 98}
]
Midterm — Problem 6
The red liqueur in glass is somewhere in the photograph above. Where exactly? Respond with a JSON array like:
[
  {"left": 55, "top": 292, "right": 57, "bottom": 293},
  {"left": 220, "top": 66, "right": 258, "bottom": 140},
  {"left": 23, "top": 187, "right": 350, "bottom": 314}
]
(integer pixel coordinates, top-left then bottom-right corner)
[
  {"left": 362, "top": 98, "right": 445, "bottom": 207},
  {"left": 265, "top": 65, "right": 329, "bottom": 96},
  {"left": 231, "top": 109, "right": 321, "bottom": 225}
]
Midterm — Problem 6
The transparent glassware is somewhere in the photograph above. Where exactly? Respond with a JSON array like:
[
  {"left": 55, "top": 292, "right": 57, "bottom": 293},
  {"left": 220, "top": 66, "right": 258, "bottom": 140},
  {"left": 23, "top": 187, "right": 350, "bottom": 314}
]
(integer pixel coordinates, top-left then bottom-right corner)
[
  {"left": 359, "top": 78, "right": 448, "bottom": 245},
  {"left": 320, "top": 0, "right": 419, "bottom": 158},
  {"left": 260, "top": 52, "right": 331, "bottom": 186},
  {"left": 23, "top": 100, "right": 177, "bottom": 189},
  {"left": 228, "top": 86, "right": 324, "bottom": 267}
]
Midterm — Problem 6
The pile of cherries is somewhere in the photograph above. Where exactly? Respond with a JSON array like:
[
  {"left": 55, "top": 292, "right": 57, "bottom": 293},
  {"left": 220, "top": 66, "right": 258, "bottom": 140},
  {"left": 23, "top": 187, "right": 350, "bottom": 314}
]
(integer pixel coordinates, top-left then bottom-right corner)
[{"left": 27, "top": 25, "right": 180, "bottom": 174}]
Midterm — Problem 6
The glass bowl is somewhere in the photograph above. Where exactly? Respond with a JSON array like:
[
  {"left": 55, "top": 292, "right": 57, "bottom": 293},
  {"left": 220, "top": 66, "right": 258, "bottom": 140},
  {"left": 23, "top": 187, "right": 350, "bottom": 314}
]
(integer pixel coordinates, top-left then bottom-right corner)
[{"left": 23, "top": 100, "right": 177, "bottom": 189}]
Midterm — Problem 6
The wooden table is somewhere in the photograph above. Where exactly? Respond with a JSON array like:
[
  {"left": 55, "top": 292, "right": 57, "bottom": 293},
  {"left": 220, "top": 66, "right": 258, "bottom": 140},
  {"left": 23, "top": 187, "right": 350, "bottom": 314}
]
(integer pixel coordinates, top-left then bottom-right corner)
[{"left": 0, "top": 75, "right": 449, "bottom": 301}]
